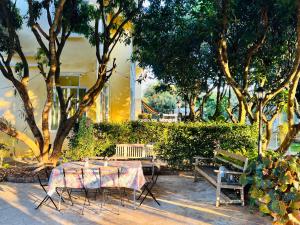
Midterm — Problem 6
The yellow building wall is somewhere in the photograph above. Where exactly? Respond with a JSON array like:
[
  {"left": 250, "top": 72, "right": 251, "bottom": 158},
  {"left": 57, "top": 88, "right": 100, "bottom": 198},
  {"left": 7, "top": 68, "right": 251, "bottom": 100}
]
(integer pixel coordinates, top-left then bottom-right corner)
[
  {"left": 0, "top": 35, "right": 136, "bottom": 157},
  {"left": 108, "top": 42, "right": 132, "bottom": 122}
]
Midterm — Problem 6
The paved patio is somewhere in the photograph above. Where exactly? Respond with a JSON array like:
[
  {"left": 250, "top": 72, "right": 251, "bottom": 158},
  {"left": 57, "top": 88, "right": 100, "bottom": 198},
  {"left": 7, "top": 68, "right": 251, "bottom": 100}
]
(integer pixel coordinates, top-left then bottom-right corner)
[{"left": 0, "top": 174, "right": 271, "bottom": 225}]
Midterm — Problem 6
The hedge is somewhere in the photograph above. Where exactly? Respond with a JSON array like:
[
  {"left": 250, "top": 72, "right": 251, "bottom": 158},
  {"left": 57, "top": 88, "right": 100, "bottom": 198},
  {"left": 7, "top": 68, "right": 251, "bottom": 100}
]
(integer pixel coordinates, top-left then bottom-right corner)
[{"left": 93, "top": 121, "right": 258, "bottom": 169}]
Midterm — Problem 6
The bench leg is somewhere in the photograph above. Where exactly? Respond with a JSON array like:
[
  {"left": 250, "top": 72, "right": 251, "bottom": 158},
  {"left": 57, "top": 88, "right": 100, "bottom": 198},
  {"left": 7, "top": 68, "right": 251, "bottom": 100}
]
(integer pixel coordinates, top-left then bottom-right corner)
[
  {"left": 216, "top": 185, "right": 221, "bottom": 207},
  {"left": 240, "top": 188, "right": 245, "bottom": 206}
]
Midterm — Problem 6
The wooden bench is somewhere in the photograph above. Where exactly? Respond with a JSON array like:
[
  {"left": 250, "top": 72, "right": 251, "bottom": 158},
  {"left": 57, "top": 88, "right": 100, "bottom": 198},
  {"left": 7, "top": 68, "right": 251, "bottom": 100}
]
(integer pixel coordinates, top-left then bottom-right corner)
[
  {"left": 194, "top": 149, "right": 248, "bottom": 207},
  {"left": 111, "top": 144, "right": 155, "bottom": 161}
]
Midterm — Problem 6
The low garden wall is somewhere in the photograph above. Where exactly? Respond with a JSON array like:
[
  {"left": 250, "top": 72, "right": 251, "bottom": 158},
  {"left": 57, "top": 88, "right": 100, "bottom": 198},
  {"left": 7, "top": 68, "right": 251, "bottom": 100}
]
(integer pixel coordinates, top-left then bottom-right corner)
[{"left": 67, "top": 120, "right": 258, "bottom": 169}]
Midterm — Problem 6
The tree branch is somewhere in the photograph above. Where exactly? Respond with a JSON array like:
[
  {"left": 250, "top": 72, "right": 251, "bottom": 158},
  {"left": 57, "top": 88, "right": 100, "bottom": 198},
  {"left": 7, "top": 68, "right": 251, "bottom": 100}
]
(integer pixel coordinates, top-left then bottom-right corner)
[
  {"left": 0, "top": 118, "right": 40, "bottom": 157},
  {"left": 243, "top": 7, "right": 268, "bottom": 90}
]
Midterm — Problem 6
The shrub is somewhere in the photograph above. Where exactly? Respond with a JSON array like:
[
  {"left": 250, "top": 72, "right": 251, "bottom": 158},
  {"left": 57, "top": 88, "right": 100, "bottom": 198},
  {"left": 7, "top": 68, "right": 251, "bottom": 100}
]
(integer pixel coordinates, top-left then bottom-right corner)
[
  {"left": 138, "top": 113, "right": 152, "bottom": 120},
  {"left": 94, "top": 121, "right": 257, "bottom": 169},
  {"left": 244, "top": 154, "right": 300, "bottom": 225},
  {"left": 66, "top": 117, "right": 116, "bottom": 161},
  {"left": 65, "top": 117, "right": 96, "bottom": 161}
]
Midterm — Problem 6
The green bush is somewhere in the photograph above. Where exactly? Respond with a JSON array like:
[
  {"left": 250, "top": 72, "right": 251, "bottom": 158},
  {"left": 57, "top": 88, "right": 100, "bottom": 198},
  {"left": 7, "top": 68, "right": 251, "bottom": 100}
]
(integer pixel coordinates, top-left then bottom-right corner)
[
  {"left": 65, "top": 117, "right": 115, "bottom": 161},
  {"left": 243, "top": 155, "right": 300, "bottom": 225},
  {"left": 65, "top": 117, "right": 95, "bottom": 161},
  {"left": 94, "top": 121, "right": 258, "bottom": 169},
  {"left": 138, "top": 113, "right": 152, "bottom": 120}
]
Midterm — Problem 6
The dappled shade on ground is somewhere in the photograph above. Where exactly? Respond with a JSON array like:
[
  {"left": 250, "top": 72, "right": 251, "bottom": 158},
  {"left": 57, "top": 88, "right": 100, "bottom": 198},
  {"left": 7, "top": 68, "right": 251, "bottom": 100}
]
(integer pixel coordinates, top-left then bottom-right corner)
[{"left": 0, "top": 173, "right": 271, "bottom": 225}]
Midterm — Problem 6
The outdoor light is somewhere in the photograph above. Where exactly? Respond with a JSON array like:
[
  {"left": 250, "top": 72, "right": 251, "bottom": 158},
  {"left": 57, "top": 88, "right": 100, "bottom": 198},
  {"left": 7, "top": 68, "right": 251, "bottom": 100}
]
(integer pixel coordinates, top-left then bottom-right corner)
[{"left": 255, "top": 86, "right": 265, "bottom": 160}]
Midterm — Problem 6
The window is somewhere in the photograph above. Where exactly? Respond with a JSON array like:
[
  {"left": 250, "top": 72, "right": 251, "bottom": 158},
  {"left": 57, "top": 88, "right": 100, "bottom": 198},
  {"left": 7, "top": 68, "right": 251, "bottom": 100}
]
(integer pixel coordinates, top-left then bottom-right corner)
[
  {"left": 51, "top": 76, "right": 86, "bottom": 130},
  {"left": 99, "top": 86, "right": 109, "bottom": 122}
]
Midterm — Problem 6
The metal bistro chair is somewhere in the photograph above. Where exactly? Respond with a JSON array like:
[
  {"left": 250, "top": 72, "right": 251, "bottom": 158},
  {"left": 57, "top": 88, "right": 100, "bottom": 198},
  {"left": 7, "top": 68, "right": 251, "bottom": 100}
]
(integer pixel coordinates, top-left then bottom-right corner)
[
  {"left": 82, "top": 167, "right": 102, "bottom": 212},
  {"left": 60, "top": 168, "right": 89, "bottom": 214},
  {"left": 138, "top": 163, "right": 160, "bottom": 206},
  {"left": 35, "top": 164, "right": 61, "bottom": 210}
]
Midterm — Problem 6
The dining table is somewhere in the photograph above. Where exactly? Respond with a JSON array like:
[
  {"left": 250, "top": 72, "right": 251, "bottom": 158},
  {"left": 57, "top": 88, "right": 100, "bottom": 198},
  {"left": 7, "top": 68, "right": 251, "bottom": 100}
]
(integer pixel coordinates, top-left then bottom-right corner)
[{"left": 47, "top": 160, "right": 148, "bottom": 209}]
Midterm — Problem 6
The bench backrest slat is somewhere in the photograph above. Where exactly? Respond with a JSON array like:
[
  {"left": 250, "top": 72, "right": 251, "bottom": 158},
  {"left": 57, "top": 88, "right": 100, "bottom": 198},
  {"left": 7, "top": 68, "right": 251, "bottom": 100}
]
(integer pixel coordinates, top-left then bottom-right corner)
[
  {"left": 214, "top": 149, "right": 248, "bottom": 172},
  {"left": 115, "top": 144, "right": 155, "bottom": 159}
]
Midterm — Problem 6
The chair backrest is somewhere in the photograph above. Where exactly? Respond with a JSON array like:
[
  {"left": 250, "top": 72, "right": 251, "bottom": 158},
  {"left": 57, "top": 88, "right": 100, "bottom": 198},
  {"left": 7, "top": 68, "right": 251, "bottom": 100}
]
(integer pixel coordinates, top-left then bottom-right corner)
[
  {"left": 63, "top": 168, "right": 84, "bottom": 188},
  {"left": 114, "top": 144, "right": 155, "bottom": 159},
  {"left": 82, "top": 168, "right": 101, "bottom": 189},
  {"left": 100, "top": 166, "right": 120, "bottom": 188},
  {"left": 214, "top": 149, "right": 249, "bottom": 172}
]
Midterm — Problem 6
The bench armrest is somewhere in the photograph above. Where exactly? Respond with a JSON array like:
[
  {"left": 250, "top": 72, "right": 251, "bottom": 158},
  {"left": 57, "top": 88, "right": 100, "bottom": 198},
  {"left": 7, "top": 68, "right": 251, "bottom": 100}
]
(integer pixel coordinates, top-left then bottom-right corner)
[{"left": 214, "top": 170, "right": 244, "bottom": 175}]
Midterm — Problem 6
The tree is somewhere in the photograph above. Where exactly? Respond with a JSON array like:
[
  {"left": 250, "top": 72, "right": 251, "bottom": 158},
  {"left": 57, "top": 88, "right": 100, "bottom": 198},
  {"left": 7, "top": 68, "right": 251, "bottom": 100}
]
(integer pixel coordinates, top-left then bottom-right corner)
[
  {"left": 133, "top": 0, "right": 223, "bottom": 121},
  {"left": 143, "top": 82, "right": 177, "bottom": 114},
  {"left": 0, "top": 0, "right": 143, "bottom": 163},
  {"left": 217, "top": 0, "right": 300, "bottom": 152}
]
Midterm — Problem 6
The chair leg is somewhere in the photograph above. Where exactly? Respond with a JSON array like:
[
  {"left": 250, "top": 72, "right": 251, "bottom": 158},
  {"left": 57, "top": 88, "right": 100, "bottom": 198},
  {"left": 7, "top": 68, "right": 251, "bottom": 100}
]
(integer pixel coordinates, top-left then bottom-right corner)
[
  {"left": 137, "top": 187, "right": 146, "bottom": 200},
  {"left": 83, "top": 188, "right": 90, "bottom": 205},
  {"left": 58, "top": 190, "right": 64, "bottom": 211},
  {"left": 82, "top": 189, "right": 89, "bottom": 215},
  {"left": 36, "top": 195, "right": 58, "bottom": 210},
  {"left": 48, "top": 196, "right": 58, "bottom": 210},
  {"left": 56, "top": 188, "right": 65, "bottom": 203},
  {"left": 145, "top": 186, "right": 160, "bottom": 206},
  {"left": 139, "top": 185, "right": 160, "bottom": 206},
  {"left": 35, "top": 195, "right": 49, "bottom": 210},
  {"left": 66, "top": 189, "right": 73, "bottom": 206}
]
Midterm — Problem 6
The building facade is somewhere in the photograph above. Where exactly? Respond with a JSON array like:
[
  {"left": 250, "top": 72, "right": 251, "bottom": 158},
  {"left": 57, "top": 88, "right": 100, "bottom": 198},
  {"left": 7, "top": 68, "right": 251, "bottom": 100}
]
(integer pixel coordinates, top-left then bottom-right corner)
[{"left": 0, "top": 3, "right": 141, "bottom": 156}]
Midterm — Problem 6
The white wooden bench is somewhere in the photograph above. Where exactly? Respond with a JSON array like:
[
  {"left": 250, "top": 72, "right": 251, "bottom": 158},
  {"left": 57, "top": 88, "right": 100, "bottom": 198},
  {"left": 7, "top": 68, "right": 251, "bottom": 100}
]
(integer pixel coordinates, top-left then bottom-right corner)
[
  {"left": 112, "top": 144, "right": 155, "bottom": 160},
  {"left": 194, "top": 149, "right": 248, "bottom": 207}
]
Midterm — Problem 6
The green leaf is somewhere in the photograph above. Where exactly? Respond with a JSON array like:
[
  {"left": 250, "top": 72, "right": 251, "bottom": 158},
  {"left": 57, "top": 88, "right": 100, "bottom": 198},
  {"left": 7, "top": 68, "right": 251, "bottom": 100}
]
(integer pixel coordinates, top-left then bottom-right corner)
[
  {"left": 270, "top": 200, "right": 287, "bottom": 216},
  {"left": 259, "top": 204, "right": 270, "bottom": 214},
  {"left": 259, "top": 194, "right": 272, "bottom": 204},
  {"left": 290, "top": 201, "right": 300, "bottom": 210}
]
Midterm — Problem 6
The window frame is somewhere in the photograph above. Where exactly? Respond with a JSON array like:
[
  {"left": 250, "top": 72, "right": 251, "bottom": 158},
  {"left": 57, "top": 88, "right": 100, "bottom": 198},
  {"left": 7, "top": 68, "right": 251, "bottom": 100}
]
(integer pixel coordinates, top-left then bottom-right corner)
[{"left": 50, "top": 76, "right": 87, "bottom": 131}]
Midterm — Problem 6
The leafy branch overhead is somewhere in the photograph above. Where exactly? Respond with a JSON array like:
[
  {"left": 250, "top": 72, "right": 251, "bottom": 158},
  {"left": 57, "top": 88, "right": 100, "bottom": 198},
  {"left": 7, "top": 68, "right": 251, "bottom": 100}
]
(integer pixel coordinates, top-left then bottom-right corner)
[{"left": 133, "top": 0, "right": 226, "bottom": 121}]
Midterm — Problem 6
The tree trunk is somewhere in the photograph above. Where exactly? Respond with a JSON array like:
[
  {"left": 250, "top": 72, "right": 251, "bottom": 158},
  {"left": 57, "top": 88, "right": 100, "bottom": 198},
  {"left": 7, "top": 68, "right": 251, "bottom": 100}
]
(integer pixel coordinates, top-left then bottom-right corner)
[
  {"left": 238, "top": 99, "right": 247, "bottom": 124},
  {"left": 51, "top": 136, "right": 65, "bottom": 164},
  {"left": 277, "top": 123, "right": 300, "bottom": 153},
  {"left": 50, "top": 117, "right": 77, "bottom": 163},
  {"left": 188, "top": 96, "right": 197, "bottom": 121},
  {"left": 213, "top": 77, "right": 222, "bottom": 119}
]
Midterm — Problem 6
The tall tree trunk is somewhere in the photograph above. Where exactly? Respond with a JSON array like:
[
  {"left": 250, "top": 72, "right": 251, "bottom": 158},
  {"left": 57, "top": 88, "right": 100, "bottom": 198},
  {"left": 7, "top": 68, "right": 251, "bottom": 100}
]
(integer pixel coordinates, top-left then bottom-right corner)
[
  {"left": 238, "top": 99, "right": 247, "bottom": 124},
  {"left": 50, "top": 118, "right": 76, "bottom": 163},
  {"left": 188, "top": 95, "right": 197, "bottom": 121},
  {"left": 213, "top": 77, "right": 223, "bottom": 119},
  {"left": 277, "top": 75, "right": 300, "bottom": 153}
]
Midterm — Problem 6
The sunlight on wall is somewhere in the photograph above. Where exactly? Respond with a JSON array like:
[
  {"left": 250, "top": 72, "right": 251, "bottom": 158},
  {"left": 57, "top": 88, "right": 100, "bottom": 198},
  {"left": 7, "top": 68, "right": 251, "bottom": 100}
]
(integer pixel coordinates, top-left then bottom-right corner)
[
  {"left": 0, "top": 99, "right": 11, "bottom": 109},
  {"left": 28, "top": 90, "right": 39, "bottom": 110},
  {"left": 4, "top": 90, "right": 14, "bottom": 98},
  {"left": 3, "top": 111, "right": 16, "bottom": 124}
]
